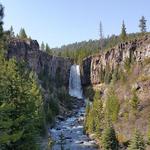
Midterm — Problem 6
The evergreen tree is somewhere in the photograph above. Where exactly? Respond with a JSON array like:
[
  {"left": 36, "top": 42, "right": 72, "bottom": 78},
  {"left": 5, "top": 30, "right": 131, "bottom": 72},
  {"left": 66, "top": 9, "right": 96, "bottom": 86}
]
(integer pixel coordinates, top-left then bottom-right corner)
[
  {"left": 99, "top": 64, "right": 105, "bottom": 83},
  {"left": 130, "top": 91, "right": 139, "bottom": 114},
  {"left": 84, "top": 102, "right": 91, "bottom": 131},
  {"left": 88, "top": 109, "right": 95, "bottom": 133},
  {"left": 105, "top": 88, "right": 120, "bottom": 122},
  {"left": 111, "top": 65, "right": 121, "bottom": 83},
  {"left": 102, "top": 124, "right": 118, "bottom": 150},
  {"left": 41, "top": 41, "right": 45, "bottom": 51},
  {"left": 92, "top": 91, "right": 104, "bottom": 136},
  {"left": 128, "top": 129, "right": 146, "bottom": 150},
  {"left": 139, "top": 16, "right": 147, "bottom": 33},
  {"left": 0, "top": 56, "right": 44, "bottom": 150},
  {"left": 45, "top": 43, "right": 52, "bottom": 54},
  {"left": 147, "top": 120, "right": 150, "bottom": 145},
  {"left": 9, "top": 26, "right": 15, "bottom": 38},
  {"left": 99, "top": 21, "right": 104, "bottom": 51},
  {"left": 104, "top": 64, "right": 112, "bottom": 84},
  {"left": 0, "top": 3, "right": 4, "bottom": 39},
  {"left": 19, "top": 28, "right": 27, "bottom": 39},
  {"left": 84, "top": 92, "right": 104, "bottom": 137},
  {"left": 45, "top": 43, "right": 50, "bottom": 51},
  {"left": 120, "top": 20, "right": 127, "bottom": 41}
]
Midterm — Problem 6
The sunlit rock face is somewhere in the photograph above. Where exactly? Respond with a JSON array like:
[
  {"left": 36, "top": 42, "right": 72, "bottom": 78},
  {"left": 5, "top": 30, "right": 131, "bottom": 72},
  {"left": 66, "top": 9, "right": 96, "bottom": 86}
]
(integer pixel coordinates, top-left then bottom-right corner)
[
  {"left": 82, "top": 35, "right": 150, "bottom": 85},
  {"left": 69, "top": 64, "right": 83, "bottom": 99}
]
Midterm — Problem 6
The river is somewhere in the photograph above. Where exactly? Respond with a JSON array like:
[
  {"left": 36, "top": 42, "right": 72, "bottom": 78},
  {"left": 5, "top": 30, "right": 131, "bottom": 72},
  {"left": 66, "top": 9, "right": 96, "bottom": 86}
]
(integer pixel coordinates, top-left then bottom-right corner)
[
  {"left": 50, "top": 105, "right": 98, "bottom": 150},
  {"left": 50, "top": 64, "right": 98, "bottom": 149}
]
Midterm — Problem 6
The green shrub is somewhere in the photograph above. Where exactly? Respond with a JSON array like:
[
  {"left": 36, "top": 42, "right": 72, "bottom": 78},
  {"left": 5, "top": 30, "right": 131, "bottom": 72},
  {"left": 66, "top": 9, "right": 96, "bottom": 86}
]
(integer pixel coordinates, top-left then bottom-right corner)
[
  {"left": 128, "top": 129, "right": 145, "bottom": 150},
  {"left": 102, "top": 124, "right": 119, "bottom": 150},
  {"left": 105, "top": 88, "right": 120, "bottom": 122},
  {"left": 130, "top": 91, "right": 139, "bottom": 114},
  {"left": 104, "top": 64, "right": 112, "bottom": 84}
]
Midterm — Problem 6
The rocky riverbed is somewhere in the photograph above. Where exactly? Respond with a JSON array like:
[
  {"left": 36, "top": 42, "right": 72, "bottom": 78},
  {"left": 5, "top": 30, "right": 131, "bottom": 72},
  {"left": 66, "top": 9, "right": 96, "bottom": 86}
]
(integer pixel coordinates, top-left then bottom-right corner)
[{"left": 49, "top": 102, "right": 99, "bottom": 150}]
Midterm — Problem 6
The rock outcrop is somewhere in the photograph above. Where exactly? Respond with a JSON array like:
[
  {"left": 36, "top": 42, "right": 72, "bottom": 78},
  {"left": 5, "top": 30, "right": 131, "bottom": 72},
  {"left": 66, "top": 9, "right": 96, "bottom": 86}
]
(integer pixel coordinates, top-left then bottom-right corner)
[
  {"left": 7, "top": 39, "right": 73, "bottom": 86},
  {"left": 82, "top": 35, "right": 150, "bottom": 85}
]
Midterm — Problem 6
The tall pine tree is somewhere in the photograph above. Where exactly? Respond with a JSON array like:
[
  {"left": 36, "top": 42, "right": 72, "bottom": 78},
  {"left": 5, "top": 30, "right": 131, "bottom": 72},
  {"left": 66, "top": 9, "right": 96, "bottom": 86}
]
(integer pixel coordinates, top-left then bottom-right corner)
[
  {"left": 41, "top": 41, "right": 45, "bottom": 51},
  {"left": 102, "top": 124, "right": 118, "bottom": 150},
  {"left": 19, "top": 28, "right": 28, "bottom": 39},
  {"left": 99, "top": 21, "right": 104, "bottom": 51},
  {"left": 139, "top": 16, "right": 147, "bottom": 33},
  {"left": 128, "top": 129, "right": 145, "bottom": 150},
  {"left": 120, "top": 20, "right": 127, "bottom": 41},
  {"left": 9, "top": 26, "right": 15, "bottom": 38},
  {"left": 0, "top": 3, "right": 4, "bottom": 39}
]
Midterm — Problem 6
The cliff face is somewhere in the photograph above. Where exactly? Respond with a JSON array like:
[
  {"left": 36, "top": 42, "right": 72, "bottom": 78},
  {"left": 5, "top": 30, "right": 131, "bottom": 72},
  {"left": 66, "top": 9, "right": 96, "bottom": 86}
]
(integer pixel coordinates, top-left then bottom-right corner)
[
  {"left": 82, "top": 36, "right": 150, "bottom": 141},
  {"left": 82, "top": 35, "right": 150, "bottom": 85},
  {"left": 7, "top": 39, "right": 73, "bottom": 86}
]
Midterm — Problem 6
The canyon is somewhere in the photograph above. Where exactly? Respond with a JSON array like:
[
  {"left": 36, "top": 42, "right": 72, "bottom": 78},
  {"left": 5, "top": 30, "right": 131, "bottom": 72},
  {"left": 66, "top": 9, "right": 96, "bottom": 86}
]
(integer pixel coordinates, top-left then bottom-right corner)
[
  {"left": 6, "top": 35, "right": 150, "bottom": 149},
  {"left": 7, "top": 36, "right": 150, "bottom": 89}
]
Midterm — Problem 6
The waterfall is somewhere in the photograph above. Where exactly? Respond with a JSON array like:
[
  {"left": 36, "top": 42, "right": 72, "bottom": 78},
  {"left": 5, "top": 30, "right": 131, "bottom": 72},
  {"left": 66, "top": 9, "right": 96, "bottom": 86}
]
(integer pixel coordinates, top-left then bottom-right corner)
[{"left": 69, "top": 64, "right": 83, "bottom": 99}]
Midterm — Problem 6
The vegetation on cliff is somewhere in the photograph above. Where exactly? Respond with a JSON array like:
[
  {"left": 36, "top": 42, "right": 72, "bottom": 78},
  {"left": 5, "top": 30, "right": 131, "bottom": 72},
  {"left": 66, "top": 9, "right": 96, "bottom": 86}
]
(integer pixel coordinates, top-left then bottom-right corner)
[{"left": 83, "top": 43, "right": 150, "bottom": 149}]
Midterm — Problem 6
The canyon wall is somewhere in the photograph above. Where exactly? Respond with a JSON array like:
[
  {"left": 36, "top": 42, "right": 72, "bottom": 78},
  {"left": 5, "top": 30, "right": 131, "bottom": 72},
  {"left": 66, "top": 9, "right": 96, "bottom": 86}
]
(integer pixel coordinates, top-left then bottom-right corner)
[
  {"left": 7, "top": 39, "right": 73, "bottom": 86},
  {"left": 82, "top": 35, "right": 150, "bottom": 85}
]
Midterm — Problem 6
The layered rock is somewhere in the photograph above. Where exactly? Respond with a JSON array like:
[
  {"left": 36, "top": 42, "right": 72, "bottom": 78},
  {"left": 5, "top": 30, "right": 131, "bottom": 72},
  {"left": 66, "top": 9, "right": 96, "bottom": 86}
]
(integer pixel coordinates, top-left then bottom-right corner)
[
  {"left": 82, "top": 35, "right": 150, "bottom": 85},
  {"left": 81, "top": 56, "right": 92, "bottom": 85},
  {"left": 7, "top": 39, "right": 73, "bottom": 86}
]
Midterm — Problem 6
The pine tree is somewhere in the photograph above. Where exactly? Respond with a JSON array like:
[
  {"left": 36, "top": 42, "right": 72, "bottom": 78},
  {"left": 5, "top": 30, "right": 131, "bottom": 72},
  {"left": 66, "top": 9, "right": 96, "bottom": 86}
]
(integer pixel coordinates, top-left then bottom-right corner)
[
  {"left": 104, "top": 64, "right": 112, "bottom": 84},
  {"left": 41, "top": 41, "right": 45, "bottom": 51},
  {"left": 9, "top": 26, "right": 15, "bottom": 38},
  {"left": 99, "top": 21, "right": 104, "bottom": 51},
  {"left": 19, "top": 28, "right": 28, "bottom": 39},
  {"left": 45, "top": 43, "right": 50, "bottom": 51},
  {"left": 130, "top": 91, "right": 139, "bottom": 114},
  {"left": 139, "top": 16, "right": 147, "bottom": 33},
  {"left": 45, "top": 43, "right": 52, "bottom": 54},
  {"left": 102, "top": 124, "right": 118, "bottom": 150},
  {"left": 88, "top": 109, "right": 95, "bottom": 133},
  {"left": 93, "top": 91, "right": 104, "bottom": 136},
  {"left": 105, "top": 88, "right": 120, "bottom": 122},
  {"left": 120, "top": 20, "right": 127, "bottom": 41},
  {"left": 0, "top": 3, "right": 4, "bottom": 39},
  {"left": 128, "top": 129, "right": 146, "bottom": 150},
  {"left": 147, "top": 121, "right": 150, "bottom": 145},
  {"left": 0, "top": 56, "right": 44, "bottom": 150},
  {"left": 84, "top": 102, "right": 91, "bottom": 132}
]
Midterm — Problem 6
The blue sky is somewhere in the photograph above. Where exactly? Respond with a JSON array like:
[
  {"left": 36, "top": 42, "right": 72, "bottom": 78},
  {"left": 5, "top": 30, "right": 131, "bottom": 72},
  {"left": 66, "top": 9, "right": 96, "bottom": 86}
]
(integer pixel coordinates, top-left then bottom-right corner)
[{"left": 1, "top": 0, "right": 150, "bottom": 47}]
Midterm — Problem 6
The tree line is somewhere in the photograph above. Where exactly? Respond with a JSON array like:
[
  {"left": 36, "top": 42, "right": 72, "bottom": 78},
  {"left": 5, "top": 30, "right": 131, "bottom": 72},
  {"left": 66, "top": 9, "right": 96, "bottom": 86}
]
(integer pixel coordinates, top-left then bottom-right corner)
[
  {"left": 50, "top": 16, "right": 148, "bottom": 63},
  {"left": 7, "top": 16, "right": 149, "bottom": 65}
]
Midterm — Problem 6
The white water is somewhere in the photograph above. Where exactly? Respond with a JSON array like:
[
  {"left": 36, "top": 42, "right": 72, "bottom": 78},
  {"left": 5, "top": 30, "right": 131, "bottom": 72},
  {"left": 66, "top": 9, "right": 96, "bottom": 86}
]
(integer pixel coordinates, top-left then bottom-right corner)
[
  {"left": 69, "top": 64, "right": 83, "bottom": 99},
  {"left": 49, "top": 106, "right": 98, "bottom": 150}
]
